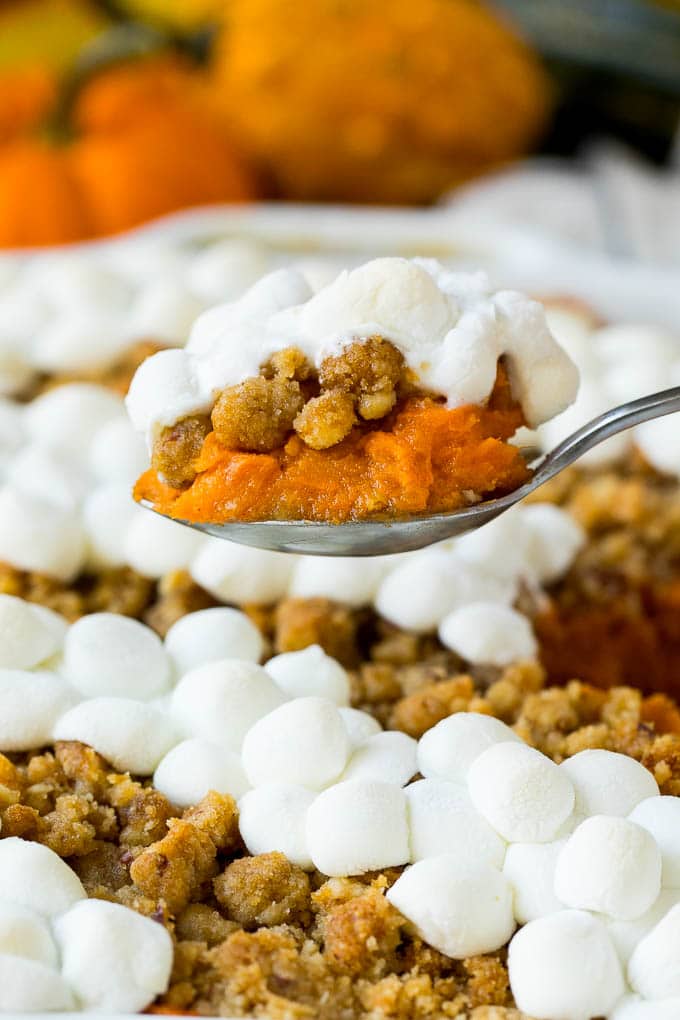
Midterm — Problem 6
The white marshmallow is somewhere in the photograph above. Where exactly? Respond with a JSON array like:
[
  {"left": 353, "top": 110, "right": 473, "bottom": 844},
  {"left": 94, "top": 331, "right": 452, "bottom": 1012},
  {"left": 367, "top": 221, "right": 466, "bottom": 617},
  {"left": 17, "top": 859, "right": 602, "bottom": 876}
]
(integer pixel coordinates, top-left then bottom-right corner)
[
  {"left": 468, "top": 741, "right": 575, "bottom": 843},
  {"left": 126, "top": 279, "right": 204, "bottom": 345},
  {"left": 123, "top": 510, "right": 205, "bottom": 579},
  {"left": 290, "top": 556, "right": 388, "bottom": 609},
  {"left": 153, "top": 738, "right": 249, "bottom": 808},
  {"left": 0, "top": 486, "right": 86, "bottom": 581},
  {"left": 607, "top": 887, "right": 680, "bottom": 964},
  {"left": 0, "top": 397, "right": 25, "bottom": 470},
  {"left": 341, "top": 730, "right": 417, "bottom": 786},
  {"left": 191, "top": 538, "right": 295, "bottom": 606},
  {"left": 539, "top": 377, "right": 628, "bottom": 468},
  {"left": 0, "top": 902, "right": 58, "bottom": 966},
  {"left": 31, "top": 257, "right": 130, "bottom": 315},
  {"left": 29, "top": 604, "right": 68, "bottom": 647},
  {"left": 439, "top": 602, "right": 537, "bottom": 666},
  {"left": 0, "top": 669, "right": 77, "bottom": 752},
  {"left": 417, "top": 712, "right": 521, "bottom": 784},
  {"left": 171, "top": 659, "right": 285, "bottom": 751},
  {"left": 0, "top": 838, "right": 85, "bottom": 916},
  {"left": 339, "top": 707, "right": 382, "bottom": 748},
  {"left": 520, "top": 503, "right": 586, "bottom": 583},
  {"left": 0, "top": 594, "right": 63, "bottom": 669},
  {"left": 560, "top": 749, "right": 660, "bottom": 818},
  {"left": 89, "top": 417, "right": 149, "bottom": 483},
  {"left": 375, "top": 552, "right": 516, "bottom": 633},
  {"left": 555, "top": 816, "right": 661, "bottom": 920},
  {"left": 596, "top": 323, "right": 679, "bottom": 368},
  {"left": 405, "top": 778, "right": 506, "bottom": 867},
  {"left": 24, "top": 383, "right": 124, "bottom": 457},
  {"left": 82, "top": 483, "right": 140, "bottom": 569},
  {"left": 0, "top": 953, "right": 75, "bottom": 1012},
  {"left": 387, "top": 855, "right": 515, "bottom": 958},
  {"left": 30, "top": 315, "right": 130, "bottom": 373},
  {"left": 238, "top": 783, "right": 315, "bottom": 868},
  {"left": 628, "top": 902, "right": 680, "bottom": 999},
  {"left": 453, "top": 510, "right": 534, "bottom": 581},
  {"left": 62, "top": 612, "right": 171, "bottom": 701},
  {"left": 265, "top": 645, "right": 350, "bottom": 705},
  {"left": 630, "top": 796, "right": 680, "bottom": 888},
  {"left": 242, "top": 696, "right": 349, "bottom": 790},
  {"left": 502, "top": 839, "right": 566, "bottom": 923},
  {"left": 635, "top": 415, "right": 680, "bottom": 477},
  {"left": 53, "top": 697, "right": 179, "bottom": 774},
  {"left": 613, "top": 996, "right": 680, "bottom": 1020},
  {"left": 508, "top": 910, "right": 625, "bottom": 1020},
  {"left": 187, "top": 239, "right": 269, "bottom": 303},
  {"left": 6, "top": 443, "right": 90, "bottom": 511},
  {"left": 54, "top": 898, "right": 173, "bottom": 1012},
  {"left": 165, "top": 607, "right": 264, "bottom": 676},
  {"left": 125, "top": 348, "right": 209, "bottom": 438},
  {"left": 306, "top": 780, "right": 409, "bottom": 876}
]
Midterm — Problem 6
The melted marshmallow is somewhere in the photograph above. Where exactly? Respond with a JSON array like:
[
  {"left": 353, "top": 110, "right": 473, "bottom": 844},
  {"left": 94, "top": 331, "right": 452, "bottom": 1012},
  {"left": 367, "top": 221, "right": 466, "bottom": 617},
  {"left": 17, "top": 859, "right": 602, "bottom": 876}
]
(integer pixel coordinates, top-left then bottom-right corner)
[{"left": 126, "top": 258, "right": 578, "bottom": 442}]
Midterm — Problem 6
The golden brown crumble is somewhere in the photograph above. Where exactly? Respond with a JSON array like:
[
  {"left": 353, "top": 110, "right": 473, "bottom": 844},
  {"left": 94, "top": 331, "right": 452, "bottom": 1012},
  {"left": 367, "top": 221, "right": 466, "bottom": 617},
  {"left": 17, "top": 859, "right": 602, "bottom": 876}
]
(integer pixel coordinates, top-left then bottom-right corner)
[
  {"left": 212, "top": 376, "right": 305, "bottom": 453},
  {"left": 293, "top": 389, "right": 357, "bottom": 449},
  {"left": 318, "top": 335, "right": 405, "bottom": 420},
  {"left": 152, "top": 414, "right": 213, "bottom": 490}
]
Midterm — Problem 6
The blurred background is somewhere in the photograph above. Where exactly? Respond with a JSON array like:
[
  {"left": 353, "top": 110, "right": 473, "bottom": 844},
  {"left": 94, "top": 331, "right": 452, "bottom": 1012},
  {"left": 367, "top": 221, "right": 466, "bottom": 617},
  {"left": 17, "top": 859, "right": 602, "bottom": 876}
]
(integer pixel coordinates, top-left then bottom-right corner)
[{"left": 0, "top": 0, "right": 678, "bottom": 254}]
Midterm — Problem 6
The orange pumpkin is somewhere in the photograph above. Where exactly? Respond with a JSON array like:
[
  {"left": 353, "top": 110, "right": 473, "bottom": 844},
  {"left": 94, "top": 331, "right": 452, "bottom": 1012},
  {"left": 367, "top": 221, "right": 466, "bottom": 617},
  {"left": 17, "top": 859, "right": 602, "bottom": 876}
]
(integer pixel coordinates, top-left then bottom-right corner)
[{"left": 0, "top": 57, "right": 257, "bottom": 247}]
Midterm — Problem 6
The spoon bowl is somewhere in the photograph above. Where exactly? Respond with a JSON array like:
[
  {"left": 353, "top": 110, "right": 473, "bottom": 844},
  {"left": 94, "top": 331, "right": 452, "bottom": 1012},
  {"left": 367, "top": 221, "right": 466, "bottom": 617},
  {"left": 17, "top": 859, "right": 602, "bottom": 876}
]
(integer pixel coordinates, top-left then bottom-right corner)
[{"left": 141, "top": 386, "right": 680, "bottom": 556}]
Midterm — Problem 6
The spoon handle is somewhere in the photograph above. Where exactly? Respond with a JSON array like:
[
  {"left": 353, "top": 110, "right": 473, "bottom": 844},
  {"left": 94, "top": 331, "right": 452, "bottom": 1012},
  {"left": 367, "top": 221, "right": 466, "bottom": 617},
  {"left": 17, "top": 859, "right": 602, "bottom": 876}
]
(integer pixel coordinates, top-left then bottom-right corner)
[{"left": 533, "top": 385, "right": 680, "bottom": 487}]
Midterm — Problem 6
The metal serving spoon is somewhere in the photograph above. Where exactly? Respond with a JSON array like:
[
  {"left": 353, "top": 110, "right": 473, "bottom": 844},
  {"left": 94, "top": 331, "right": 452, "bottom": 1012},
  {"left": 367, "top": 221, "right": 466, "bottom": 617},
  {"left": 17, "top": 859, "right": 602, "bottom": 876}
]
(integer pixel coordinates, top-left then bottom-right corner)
[{"left": 142, "top": 386, "right": 680, "bottom": 557}]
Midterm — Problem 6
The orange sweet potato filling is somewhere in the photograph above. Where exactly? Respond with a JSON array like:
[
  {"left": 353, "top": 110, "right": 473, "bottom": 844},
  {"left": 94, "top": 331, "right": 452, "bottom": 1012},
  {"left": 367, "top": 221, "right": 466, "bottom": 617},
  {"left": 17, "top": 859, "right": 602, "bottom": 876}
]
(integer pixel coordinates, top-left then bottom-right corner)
[{"left": 135, "top": 372, "right": 530, "bottom": 524}]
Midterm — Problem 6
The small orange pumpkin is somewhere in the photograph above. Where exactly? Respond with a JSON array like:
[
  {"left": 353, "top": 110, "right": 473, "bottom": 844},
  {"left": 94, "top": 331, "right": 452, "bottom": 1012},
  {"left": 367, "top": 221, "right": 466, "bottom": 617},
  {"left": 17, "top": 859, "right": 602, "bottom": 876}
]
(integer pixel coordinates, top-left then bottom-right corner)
[{"left": 0, "top": 57, "right": 258, "bottom": 247}]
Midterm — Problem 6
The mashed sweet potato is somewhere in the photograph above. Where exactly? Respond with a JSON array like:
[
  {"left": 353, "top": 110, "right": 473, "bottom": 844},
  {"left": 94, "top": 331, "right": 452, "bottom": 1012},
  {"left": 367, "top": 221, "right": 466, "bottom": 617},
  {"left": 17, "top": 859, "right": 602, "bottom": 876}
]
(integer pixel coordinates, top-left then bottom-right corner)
[{"left": 135, "top": 380, "right": 529, "bottom": 524}]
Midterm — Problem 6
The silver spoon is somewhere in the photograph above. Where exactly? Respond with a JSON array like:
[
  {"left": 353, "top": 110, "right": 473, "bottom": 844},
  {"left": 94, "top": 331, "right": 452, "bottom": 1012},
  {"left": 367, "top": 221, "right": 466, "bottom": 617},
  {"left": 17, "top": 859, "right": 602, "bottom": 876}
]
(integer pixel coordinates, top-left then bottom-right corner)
[{"left": 141, "top": 386, "right": 680, "bottom": 557}]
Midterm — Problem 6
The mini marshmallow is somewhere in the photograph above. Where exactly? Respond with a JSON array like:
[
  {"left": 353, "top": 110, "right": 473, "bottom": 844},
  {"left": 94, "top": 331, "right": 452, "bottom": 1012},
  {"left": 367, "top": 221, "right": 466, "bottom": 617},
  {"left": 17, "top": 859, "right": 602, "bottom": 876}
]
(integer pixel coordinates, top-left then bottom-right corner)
[
  {"left": 0, "top": 669, "right": 76, "bottom": 752},
  {"left": 0, "top": 397, "right": 25, "bottom": 467},
  {"left": 82, "top": 483, "right": 141, "bottom": 568},
  {"left": 238, "top": 783, "right": 315, "bottom": 868},
  {"left": 54, "top": 898, "right": 173, "bottom": 1012},
  {"left": 405, "top": 778, "right": 506, "bottom": 867},
  {"left": 30, "top": 315, "right": 130, "bottom": 373},
  {"left": 153, "top": 738, "right": 250, "bottom": 808},
  {"left": 0, "top": 953, "right": 76, "bottom": 1012},
  {"left": 126, "top": 278, "right": 204, "bottom": 345},
  {"left": 125, "top": 347, "right": 209, "bottom": 437},
  {"left": 290, "top": 556, "right": 389, "bottom": 609},
  {"left": 520, "top": 503, "right": 586, "bottom": 583},
  {"left": 0, "top": 486, "right": 86, "bottom": 581},
  {"left": 171, "top": 659, "right": 285, "bottom": 751},
  {"left": 612, "top": 996, "right": 680, "bottom": 1019},
  {"left": 628, "top": 902, "right": 680, "bottom": 999},
  {"left": 629, "top": 796, "right": 680, "bottom": 888},
  {"left": 89, "top": 417, "right": 149, "bottom": 483},
  {"left": 31, "top": 256, "right": 130, "bottom": 315},
  {"left": 0, "top": 902, "right": 58, "bottom": 967},
  {"left": 539, "top": 378, "right": 629, "bottom": 468},
  {"left": 468, "top": 741, "right": 575, "bottom": 843},
  {"left": 453, "top": 511, "right": 534, "bottom": 581},
  {"left": 387, "top": 855, "right": 515, "bottom": 958},
  {"left": 123, "top": 510, "right": 206, "bottom": 579},
  {"left": 375, "top": 551, "right": 516, "bottom": 633},
  {"left": 0, "top": 838, "right": 85, "bottom": 916},
  {"left": 306, "top": 780, "right": 409, "bottom": 876},
  {"left": 165, "top": 607, "right": 264, "bottom": 676},
  {"left": 242, "top": 696, "right": 349, "bottom": 790},
  {"left": 0, "top": 594, "right": 63, "bottom": 669},
  {"left": 339, "top": 707, "right": 382, "bottom": 748},
  {"left": 62, "top": 612, "right": 171, "bottom": 700},
  {"left": 635, "top": 415, "right": 680, "bottom": 477},
  {"left": 555, "top": 815, "right": 661, "bottom": 920},
  {"left": 24, "top": 383, "right": 124, "bottom": 457},
  {"left": 607, "top": 887, "right": 680, "bottom": 964},
  {"left": 190, "top": 538, "right": 295, "bottom": 605},
  {"left": 53, "top": 697, "right": 179, "bottom": 774},
  {"left": 417, "top": 712, "right": 522, "bottom": 784},
  {"left": 439, "top": 602, "right": 537, "bottom": 666},
  {"left": 187, "top": 239, "right": 270, "bottom": 303},
  {"left": 502, "top": 839, "right": 566, "bottom": 923},
  {"left": 508, "top": 910, "right": 625, "bottom": 1020},
  {"left": 265, "top": 645, "right": 350, "bottom": 705},
  {"left": 341, "top": 730, "right": 417, "bottom": 786},
  {"left": 6, "top": 443, "right": 90, "bottom": 511},
  {"left": 560, "top": 749, "right": 660, "bottom": 818}
]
